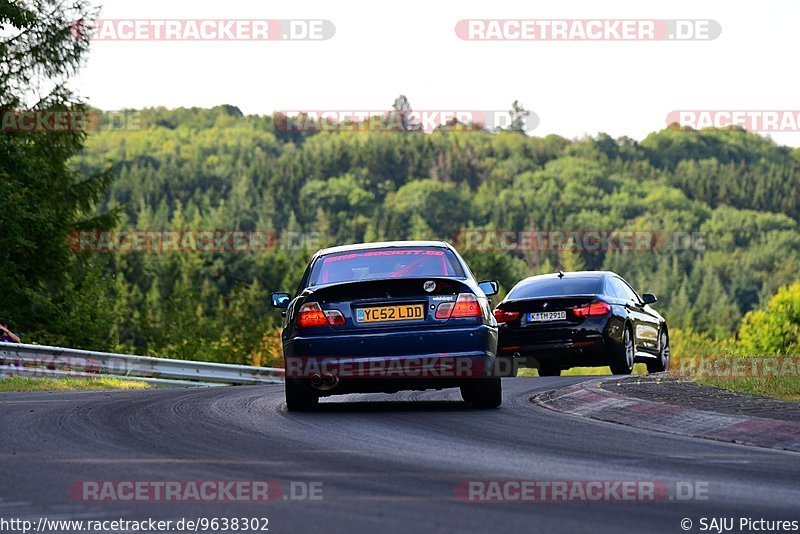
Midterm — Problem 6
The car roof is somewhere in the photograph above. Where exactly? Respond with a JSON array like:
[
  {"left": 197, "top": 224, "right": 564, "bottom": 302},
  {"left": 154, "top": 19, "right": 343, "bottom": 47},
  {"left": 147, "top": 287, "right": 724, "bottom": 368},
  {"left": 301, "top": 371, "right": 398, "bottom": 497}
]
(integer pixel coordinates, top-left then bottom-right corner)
[{"left": 312, "top": 240, "right": 454, "bottom": 259}]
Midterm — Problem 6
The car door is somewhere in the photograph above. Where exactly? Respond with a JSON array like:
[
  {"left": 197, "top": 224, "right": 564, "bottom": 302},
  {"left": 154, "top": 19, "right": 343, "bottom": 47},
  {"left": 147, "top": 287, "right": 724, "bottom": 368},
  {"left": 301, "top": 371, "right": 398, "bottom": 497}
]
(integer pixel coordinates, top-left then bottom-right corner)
[{"left": 612, "top": 277, "right": 660, "bottom": 352}]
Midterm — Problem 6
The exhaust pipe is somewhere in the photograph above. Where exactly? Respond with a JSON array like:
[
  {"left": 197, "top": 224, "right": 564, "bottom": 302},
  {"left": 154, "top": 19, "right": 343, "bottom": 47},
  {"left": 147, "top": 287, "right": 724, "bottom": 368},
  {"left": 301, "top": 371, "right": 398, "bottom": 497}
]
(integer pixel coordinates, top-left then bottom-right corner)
[
  {"left": 311, "top": 373, "right": 339, "bottom": 391},
  {"left": 322, "top": 373, "right": 337, "bottom": 386}
]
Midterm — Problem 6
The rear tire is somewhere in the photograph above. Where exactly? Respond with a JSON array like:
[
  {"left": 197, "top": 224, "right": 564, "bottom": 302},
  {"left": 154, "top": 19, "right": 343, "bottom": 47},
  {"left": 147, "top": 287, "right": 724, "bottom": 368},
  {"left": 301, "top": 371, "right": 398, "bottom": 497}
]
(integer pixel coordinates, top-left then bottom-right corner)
[
  {"left": 646, "top": 331, "right": 670, "bottom": 373},
  {"left": 285, "top": 379, "right": 319, "bottom": 412},
  {"left": 460, "top": 378, "right": 502, "bottom": 408},
  {"left": 609, "top": 327, "right": 634, "bottom": 375}
]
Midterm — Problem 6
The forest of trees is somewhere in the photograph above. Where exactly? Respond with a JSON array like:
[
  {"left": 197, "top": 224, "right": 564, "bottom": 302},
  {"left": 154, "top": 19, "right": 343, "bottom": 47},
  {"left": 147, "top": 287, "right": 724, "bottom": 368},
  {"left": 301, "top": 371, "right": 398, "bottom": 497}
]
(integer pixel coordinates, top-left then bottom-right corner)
[{"left": 15, "top": 104, "right": 784, "bottom": 366}]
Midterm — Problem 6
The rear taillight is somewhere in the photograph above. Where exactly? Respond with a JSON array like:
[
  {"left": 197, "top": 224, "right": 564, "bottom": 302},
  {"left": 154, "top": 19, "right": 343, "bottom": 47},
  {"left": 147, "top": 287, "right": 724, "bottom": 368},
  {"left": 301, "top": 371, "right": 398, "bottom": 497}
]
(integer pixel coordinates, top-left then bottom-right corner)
[
  {"left": 324, "top": 309, "right": 345, "bottom": 325},
  {"left": 453, "top": 294, "right": 482, "bottom": 318},
  {"left": 572, "top": 301, "right": 611, "bottom": 318},
  {"left": 493, "top": 309, "right": 520, "bottom": 323},
  {"left": 297, "top": 302, "right": 327, "bottom": 327},
  {"left": 435, "top": 293, "right": 483, "bottom": 319},
  {"left": 297, "top": 302, "right": 344, "bottom": 327},
  {"left": 435, "top": 301, "right": 455, "bottom": 319}
]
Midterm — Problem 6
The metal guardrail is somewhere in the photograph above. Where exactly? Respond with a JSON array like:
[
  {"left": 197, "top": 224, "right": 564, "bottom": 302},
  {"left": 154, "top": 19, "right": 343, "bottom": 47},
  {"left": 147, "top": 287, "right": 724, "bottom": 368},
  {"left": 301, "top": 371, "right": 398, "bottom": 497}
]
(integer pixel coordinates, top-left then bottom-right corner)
[{"left": 0, "top": 342, "right": 284, "bottom": 387}]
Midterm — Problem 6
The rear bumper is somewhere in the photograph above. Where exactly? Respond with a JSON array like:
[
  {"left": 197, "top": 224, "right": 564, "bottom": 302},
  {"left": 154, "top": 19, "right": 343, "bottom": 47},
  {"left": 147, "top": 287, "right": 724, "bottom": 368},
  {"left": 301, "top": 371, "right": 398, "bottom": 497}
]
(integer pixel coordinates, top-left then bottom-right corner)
[
  {"left": 513, "top": 338, "right": 608, "bottom": 368},
  {"left": 283, "top": 324, "right": 498, "bottom": 383},
  {"left": 497, "top": 318, "right": 614, "bottom": 369}
]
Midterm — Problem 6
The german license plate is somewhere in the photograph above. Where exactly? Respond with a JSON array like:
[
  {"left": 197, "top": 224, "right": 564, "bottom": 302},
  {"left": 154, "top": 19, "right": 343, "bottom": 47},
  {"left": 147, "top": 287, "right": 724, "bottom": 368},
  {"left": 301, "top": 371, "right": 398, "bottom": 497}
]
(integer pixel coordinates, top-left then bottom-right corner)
[
  {"left": 527, "top": 311, "right": 567, "bottom": 322},
  {"left": 356, "top": 304, "right": 425, "bottom": 323}
]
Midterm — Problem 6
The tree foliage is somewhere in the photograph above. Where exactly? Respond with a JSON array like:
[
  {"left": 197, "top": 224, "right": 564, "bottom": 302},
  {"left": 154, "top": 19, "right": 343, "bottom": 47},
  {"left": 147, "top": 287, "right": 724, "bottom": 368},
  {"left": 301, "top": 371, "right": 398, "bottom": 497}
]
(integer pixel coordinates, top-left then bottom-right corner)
[
  {"left": 2, "top": 75, "right": 798, "bottom": 365},
  {"left": 739, "top": 282, "right": 800, "bottom": 355},
  {"left": 0, "top": 0, "right": 115, "bottom": 345},
  {"left": 58, "top": 110, "right": 800, "bottom": 361}
]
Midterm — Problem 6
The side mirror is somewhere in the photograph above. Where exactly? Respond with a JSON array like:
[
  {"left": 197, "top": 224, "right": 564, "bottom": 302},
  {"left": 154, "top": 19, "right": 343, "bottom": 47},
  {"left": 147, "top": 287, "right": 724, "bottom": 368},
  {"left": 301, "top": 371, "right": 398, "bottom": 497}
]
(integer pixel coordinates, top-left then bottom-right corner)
[
  {"left": 478, "top": 280, "right": 499, "bottom": 296},
  {"left": 642, "top": 293, "right": 657, "bottom": 305},
  {"left": 271, "top": 292, "right": 291, "bottom": 309}
]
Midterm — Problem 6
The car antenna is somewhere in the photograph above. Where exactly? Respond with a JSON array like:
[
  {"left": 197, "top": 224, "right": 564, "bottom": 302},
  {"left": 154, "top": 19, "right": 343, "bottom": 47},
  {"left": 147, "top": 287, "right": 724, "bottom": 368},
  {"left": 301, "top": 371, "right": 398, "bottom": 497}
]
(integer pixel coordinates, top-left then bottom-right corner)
[{"left": 557, "top": 270, "right": 565, "bottom": 278}]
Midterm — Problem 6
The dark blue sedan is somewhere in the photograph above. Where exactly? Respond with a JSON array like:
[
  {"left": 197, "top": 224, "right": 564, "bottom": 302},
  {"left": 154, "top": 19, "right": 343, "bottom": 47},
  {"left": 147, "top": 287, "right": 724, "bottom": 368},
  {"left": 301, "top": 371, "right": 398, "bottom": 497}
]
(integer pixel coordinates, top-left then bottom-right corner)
[{"left": 271, "top": 241, "right": 501, "bottom": 411}]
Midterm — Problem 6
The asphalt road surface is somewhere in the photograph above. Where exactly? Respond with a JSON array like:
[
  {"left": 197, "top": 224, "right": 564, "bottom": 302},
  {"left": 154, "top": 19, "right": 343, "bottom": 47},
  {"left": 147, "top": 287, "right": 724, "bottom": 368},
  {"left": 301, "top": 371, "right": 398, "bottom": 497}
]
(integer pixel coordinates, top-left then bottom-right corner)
[{"left": 2, "top": 378, "right": 799, "bottom": 534}]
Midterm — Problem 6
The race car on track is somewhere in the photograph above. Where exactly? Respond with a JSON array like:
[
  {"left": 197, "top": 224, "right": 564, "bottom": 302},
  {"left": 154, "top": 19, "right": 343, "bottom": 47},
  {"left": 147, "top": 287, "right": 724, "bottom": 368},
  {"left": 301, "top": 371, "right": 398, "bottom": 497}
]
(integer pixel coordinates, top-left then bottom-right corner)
[
  {"left": 271, "top": 241, "right": 502, "bottom": 411},
  {"left": 493, "top": 271, "right": 669, "bottom": 376}
]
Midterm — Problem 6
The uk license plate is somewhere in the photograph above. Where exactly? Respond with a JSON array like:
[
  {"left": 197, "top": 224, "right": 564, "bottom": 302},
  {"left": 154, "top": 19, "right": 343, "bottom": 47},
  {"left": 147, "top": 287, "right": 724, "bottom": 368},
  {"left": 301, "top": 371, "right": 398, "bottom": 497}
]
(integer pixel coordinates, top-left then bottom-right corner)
[{"left": 356, "top": 304, "right": 425, "bottom": 323}]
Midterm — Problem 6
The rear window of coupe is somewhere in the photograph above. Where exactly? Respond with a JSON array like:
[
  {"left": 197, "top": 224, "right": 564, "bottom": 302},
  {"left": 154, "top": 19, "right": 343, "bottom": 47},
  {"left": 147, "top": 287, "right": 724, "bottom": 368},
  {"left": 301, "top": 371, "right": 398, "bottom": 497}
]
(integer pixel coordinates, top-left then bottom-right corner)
[
  {"left": 507, "top": 277, "right": 601, "bottom": 299},
  {"left": 308, "top": 247, "right": 465, "bottom": 286}
]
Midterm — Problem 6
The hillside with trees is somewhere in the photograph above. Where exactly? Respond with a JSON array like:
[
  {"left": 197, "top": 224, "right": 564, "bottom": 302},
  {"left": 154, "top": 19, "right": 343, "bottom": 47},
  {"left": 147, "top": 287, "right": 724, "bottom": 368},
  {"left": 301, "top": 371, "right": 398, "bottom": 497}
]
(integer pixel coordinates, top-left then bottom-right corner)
[
  {"left": 2, "top": 24, "right": 799, "bottom": 366},
  {"left": 39, "top": 105, "right": 794, "bottom": 364}
]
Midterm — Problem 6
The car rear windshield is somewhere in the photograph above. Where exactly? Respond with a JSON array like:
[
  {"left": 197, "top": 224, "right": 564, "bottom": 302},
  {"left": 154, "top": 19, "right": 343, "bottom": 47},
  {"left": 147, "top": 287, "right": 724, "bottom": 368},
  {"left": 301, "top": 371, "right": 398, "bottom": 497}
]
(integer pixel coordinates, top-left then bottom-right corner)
[
  {"left": 508, "top": 276, "right": 601, "bottom": 299},
  {"left": 309, "top": 247, "right": 465, "bottom": 286}
]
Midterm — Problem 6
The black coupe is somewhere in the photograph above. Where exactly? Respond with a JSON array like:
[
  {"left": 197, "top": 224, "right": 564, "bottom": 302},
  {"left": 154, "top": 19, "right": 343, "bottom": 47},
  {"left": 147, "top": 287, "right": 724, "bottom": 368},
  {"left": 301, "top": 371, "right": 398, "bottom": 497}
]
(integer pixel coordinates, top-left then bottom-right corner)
[{"left": 493, "top": 271, "right": 669, "bottom": 376}]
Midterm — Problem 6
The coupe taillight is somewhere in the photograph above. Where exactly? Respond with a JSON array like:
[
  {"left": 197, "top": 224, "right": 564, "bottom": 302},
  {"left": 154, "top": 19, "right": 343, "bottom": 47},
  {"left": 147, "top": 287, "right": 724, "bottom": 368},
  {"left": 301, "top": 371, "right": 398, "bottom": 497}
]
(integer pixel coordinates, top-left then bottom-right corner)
[
  {"left": 572, "top": 301, "right": 611, "bottom": 318},
  {"left": 453, "top": 294, "right": 482, "bottom": 318},
  {"left": 324, "top": 309, "right": 345, "bottom": 325},
  {"left": 493, "top": 309, "right": 520, "bottom": 323},
  {"left": 435, "top": 293, "right": 482, "bottom": 319},
  {"left": 297, "top": 302, "right": 344, "bottom": 327}
]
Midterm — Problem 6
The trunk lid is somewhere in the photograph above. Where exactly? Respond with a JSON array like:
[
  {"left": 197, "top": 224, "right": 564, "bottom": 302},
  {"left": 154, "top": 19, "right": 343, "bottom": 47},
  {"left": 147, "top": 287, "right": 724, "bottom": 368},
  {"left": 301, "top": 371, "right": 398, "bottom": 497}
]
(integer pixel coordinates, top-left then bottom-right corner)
[
  {"left": 301, "top": 277, "right": 476, "bottom": 332},
  {"left": 500, "top": 295, "right": 597, "bottom": 329}
]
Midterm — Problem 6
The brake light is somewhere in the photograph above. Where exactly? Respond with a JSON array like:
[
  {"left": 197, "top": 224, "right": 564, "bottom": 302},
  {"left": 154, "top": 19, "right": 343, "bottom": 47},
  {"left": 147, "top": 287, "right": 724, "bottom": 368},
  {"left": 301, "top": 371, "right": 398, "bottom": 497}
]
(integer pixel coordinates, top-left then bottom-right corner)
[
  {"left": 572, "top": 301, "right": 611, "bottom": 317},
  {"left": 493, "top": 309, "right": 520, "bottom": 323},
  {"left": 435, "top": 293, "right": 482, "bottom": 319},
  {"left": 454, "top": 293, "right": 482, "bottom": 318},
  {"left": 297, "top": 302, "right": 344, "bottom": 327}
]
